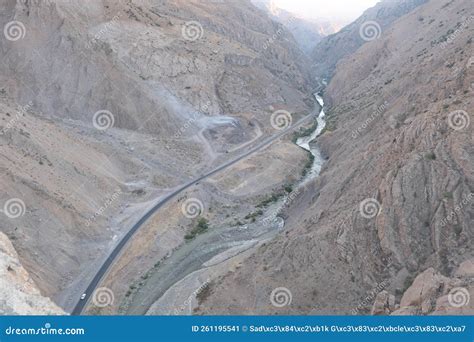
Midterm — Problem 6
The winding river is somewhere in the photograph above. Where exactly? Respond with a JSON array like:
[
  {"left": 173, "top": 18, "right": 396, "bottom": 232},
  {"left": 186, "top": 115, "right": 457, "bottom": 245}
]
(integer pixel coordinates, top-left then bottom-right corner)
[
  {"left": 124, "top": 94, "right": 327, "bottom": 315},
  {"left": 296, "top": 94, "right": 326, "bottom": 181}
]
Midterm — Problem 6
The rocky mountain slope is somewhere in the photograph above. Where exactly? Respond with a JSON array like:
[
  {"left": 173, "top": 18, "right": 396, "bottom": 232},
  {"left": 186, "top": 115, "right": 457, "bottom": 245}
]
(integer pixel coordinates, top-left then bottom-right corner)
[
  {"left": 198, "top": 0, "right": 473, "bottom": 315},
  {"left": 0, "top": 94, "right": 178, "bottom": 310},
  {"left": 372, "top": 260, "right": 473, "bottom": 315},
  {"left": 0, "top": 0, "right": 313, "bottom": 312},
  {"left": 1, "top": 0, "right": 312, "bottom": 134},
  {"left": 2, "top": 0, "right": 472, "bottom": 317},
  {"left": 252, "top": 0, "right": 336, "bottom": 55},
  {"left": 311, "top": 0, "right": 428, "bottom": 81},
  {"left": 0, "top": 232, "right": 64, "bottom": 314}
]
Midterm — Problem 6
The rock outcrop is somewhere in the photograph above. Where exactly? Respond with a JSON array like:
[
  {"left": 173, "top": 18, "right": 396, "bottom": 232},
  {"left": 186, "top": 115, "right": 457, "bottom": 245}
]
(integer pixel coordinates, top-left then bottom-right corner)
[
  {"left": 0, "top": 0, "right": 314, "bottom": 313},
  {"left": 1, "top": 0, "right": 472, "bottom": 316},
  {"left": 198, "top": 0, "right": 473, "bottom": 315},
  {"left": 311, "top": 0, "right": 428, "bottom": 80},
  {"left": 371, "top": 260, "right": 473, "bottom": 315},
  {"left": 252, "top": 0, "right": 332, "bottom": 55},
  {"left": 0, "top": 232, "right": 65, "bottom": 315},
  {"left": 0, "top": 0, "right": 313, "bottom": 135}
]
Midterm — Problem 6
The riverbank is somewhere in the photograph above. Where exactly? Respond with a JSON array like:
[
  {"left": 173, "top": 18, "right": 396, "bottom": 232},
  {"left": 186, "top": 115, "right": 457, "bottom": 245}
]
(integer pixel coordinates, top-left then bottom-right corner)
[
  {"left": 131, "top": 95, "right": 328, "bottom": 315},
  {"left": 83, "top": 96, "right": 325, "bottom": 315}
]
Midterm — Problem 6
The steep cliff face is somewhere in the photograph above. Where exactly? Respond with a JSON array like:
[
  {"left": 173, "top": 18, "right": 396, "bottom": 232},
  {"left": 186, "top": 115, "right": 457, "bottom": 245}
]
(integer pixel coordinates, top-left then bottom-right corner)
[
  {"left": 198, "top": 0, "right": 473, "bottom": 315},
  {"left": 0, "top": 0, "right": 312, "bottom": 135},
  {"left": 0, "top": 232, "right": 64, "bottom": 315},
  {"left": 0, "top": 94, "right": 175, "bottom": 310},
  {"left": 0, "top": 0, "right": 313, "bottom": 312},
  {"left": 311, "top": 0, "right": 428, "bottom": 81},
  {"left": 2, "top": 0, "right": 472, "bottom": 316},
  {"left": 252, "top": 0, "right": 332, "bottom": 55},
  {"left": 372, "top": 260, "right": 473, "bottom": 315}
]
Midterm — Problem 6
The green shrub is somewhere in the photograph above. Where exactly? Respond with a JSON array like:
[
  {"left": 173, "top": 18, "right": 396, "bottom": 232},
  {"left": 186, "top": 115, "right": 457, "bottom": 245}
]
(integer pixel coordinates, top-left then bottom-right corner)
[{"left": 185, "top": 218, "right": 209, "bottom": 240}]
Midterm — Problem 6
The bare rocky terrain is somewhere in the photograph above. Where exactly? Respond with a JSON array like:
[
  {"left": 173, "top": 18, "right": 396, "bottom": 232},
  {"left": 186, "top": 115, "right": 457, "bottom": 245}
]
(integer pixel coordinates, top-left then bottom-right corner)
[
  {"left": 0, "top": 0, "right": 314, "bottom": 313},
  {"left": 198, "top": 0, "right": 474, "bottom": 315},
  {"left": 252, "top": 0, "right": 337, "bottom": 55},
  {"left": 311, "top": 0, "right": 429, "bottom": 81},
  {"left": 372, "top": 259, "right": 473, "bottom": 315},
  {"left": 0, "top": 231, "right": 64, "bottom": 314},
  {"left": 0, "top": 0, "right": 472, "bottom": 317}
]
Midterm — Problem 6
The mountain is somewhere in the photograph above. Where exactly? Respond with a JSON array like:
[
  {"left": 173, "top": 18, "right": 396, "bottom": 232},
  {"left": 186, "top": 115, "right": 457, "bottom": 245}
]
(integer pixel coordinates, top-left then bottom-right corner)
[
  {"left": 311, "top": 0, "right": 428, "bottom": 81},
  {"left": 251, "top": 0, "right": 338, "bottom": 55},
  {"left": 198, "top": 0, "right": 473, "bottom": 315},
  {"left": 1, "top": 0, "right": 472, "bottom": 317},
  {"left": 0, "top": 0, "right": 314, "bottom": 312},
  {"left": 1, "top": 0, "right": 313, "bottom": 133},
  {"left": 0, "top": 232, "right": 64, "bottom": 314}
]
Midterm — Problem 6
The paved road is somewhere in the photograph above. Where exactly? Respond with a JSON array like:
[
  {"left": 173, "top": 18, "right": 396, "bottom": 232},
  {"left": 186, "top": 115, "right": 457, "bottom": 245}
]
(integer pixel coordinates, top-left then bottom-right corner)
[{"left": 71, "top": 111, "right": 317, "bottom": 315}]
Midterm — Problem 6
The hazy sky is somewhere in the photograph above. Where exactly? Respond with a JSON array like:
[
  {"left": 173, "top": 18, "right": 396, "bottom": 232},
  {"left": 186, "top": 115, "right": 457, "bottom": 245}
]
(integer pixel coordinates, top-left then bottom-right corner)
[{"left": 272, "top": 0, "right": 380, "bottom": 21}]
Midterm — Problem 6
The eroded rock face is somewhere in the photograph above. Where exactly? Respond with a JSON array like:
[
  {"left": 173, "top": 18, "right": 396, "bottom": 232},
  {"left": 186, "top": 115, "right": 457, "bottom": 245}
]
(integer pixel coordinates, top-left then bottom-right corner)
[
  {"left": 311, "top": 0, "right": 428, "bottom": 80},
  {"left": 375, "top": 261, "right": 474, "bottom": 315},
  {"left": 198, "top": 0, "right": 473, "bottom": 315},
  {"left": 371, "top": 290, "right": 395, "bottom": 315},
  {"left": 0, "top": 0, "right": 313, "bottom": 135},
  {"left": 252, "top": 0, "right": 331, "bottom": 55},
  {"left": 0, "top": 232, "right": 64, "bottom": 315},
  {"left": 399, "top": 268, "right": 448, "bottom": 313},
  {"left": 0, "top": 0, "right": 315, "bottom": 313}
]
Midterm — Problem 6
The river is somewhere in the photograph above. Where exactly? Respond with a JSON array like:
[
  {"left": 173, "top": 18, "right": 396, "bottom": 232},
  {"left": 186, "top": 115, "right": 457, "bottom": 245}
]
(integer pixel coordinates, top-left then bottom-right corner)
[
  {"left": 124, "top": 95, "right": 326, "bottom": 315},
  {"left": 296, "top": 94, "right": 326, "bottom": 181}
]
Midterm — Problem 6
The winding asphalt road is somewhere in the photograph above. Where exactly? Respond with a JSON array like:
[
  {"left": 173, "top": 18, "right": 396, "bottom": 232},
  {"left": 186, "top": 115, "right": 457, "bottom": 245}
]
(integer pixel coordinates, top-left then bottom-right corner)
[{"left": 71, "top": 110, "right": 318, "bottom": 315}]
